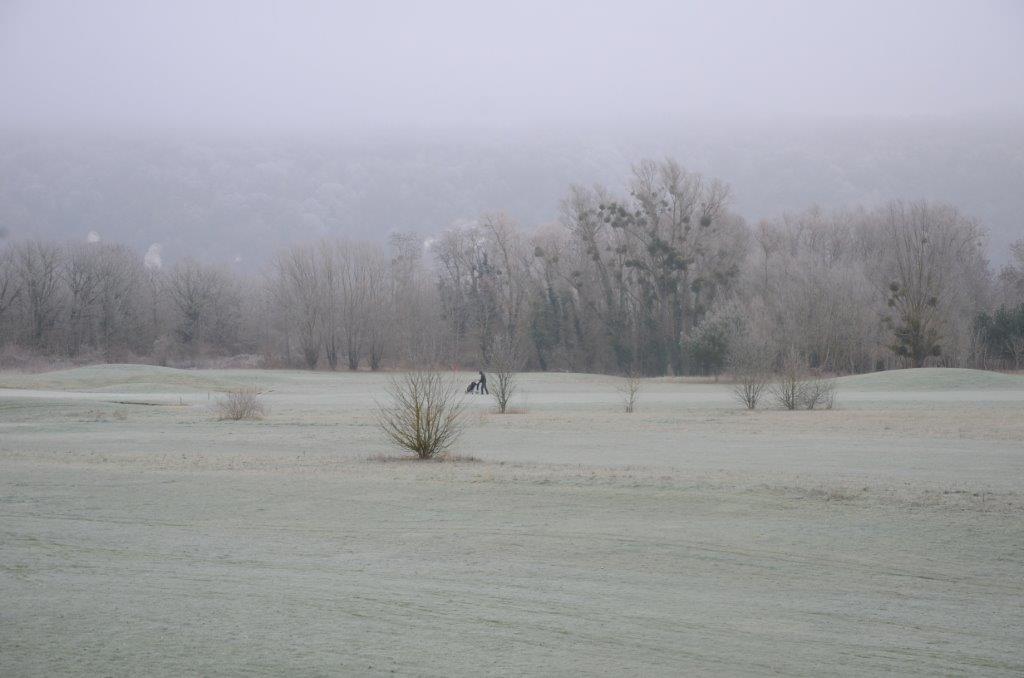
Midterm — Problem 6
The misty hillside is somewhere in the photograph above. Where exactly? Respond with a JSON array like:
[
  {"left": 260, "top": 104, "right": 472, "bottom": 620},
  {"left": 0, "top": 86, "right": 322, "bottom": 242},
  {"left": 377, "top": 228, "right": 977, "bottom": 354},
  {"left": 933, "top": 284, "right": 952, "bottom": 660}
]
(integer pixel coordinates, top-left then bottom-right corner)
[{"left": 2, "top": 118, "right": 1021, "bottom": 268}]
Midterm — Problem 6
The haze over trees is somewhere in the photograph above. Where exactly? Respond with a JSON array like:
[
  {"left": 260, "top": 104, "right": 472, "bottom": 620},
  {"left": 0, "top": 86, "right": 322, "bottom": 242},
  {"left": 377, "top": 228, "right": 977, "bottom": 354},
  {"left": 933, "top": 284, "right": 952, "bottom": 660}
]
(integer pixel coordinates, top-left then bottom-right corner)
[
  {"left": 1, "top": 121, "right": 1021, "bottom": 270},
  {"left": 1, "top": 157, "right": 1018, "bottom": 376}
]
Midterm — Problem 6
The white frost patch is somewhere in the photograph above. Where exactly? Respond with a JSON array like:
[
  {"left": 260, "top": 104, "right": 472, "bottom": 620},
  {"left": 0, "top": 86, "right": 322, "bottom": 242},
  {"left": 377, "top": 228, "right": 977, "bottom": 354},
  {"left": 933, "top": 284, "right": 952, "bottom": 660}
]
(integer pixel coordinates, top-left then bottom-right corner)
[{"left": 144, "top": 243, "right": 163, "bottom": 269}]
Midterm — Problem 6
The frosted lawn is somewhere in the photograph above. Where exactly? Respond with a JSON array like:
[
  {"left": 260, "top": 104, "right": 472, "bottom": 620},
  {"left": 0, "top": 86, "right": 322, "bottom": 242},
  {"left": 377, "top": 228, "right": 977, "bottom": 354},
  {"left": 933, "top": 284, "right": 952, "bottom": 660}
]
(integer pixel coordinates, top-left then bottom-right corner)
[{"left": 1, "top": 366, "right": 1022, "bottom": 676}]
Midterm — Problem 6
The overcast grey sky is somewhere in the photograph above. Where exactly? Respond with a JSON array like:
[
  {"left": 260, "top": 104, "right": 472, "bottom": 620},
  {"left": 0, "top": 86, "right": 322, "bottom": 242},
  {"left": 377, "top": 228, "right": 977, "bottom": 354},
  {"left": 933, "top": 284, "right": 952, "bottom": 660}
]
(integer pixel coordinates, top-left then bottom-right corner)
[{"left": 1, "top": 0, "right": 1022, "bottom": 131}]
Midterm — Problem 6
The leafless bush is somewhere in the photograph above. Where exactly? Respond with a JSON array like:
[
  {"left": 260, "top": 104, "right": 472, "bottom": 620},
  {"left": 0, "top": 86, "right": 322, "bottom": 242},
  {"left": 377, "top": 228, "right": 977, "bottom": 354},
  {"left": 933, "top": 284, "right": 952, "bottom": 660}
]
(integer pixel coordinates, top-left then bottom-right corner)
[
  {"left": 214, "top": 387, "right": 267, "bottom": 420},
  {"left": 802, "top": 377, "right": 837, "bottom": 410},
  {"left": 492, "top": 369, "right": 517, "bottom": 414},
  {"left": 733, "top": 372, "right": 769, "bottom": 410},
  {"left": 489, "top": 337, "right": 520, "bottom": 414},
  {"left": 771, "top": 353, "right": 807, "bottom": 410},
  {"left": 768, "top": 352, "right": 837, "bottom": 410},
  {"left": 377, "top": 371, "right": 466, "bottom": 459},
  {"left": 728, "top": 339, "right": 772, "bottom": 410},
  {"left": 617, "top": 373, "right": 642, "bottom": 413}
]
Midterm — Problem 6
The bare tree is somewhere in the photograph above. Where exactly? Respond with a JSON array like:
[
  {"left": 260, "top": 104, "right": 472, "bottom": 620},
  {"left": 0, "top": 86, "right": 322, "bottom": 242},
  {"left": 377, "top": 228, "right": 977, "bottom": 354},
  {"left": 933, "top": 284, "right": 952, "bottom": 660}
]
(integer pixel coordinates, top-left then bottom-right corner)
[
  {"left": 166, "top": 258, "right": 237, "bottom": 357},
  {"left": 1008, "top": 336, "right": 1024, "bottom": 371},
  {"left": 729, "top": 342, "right": 771, "bottom": 410},
  {"left": 771, "top": 352, "right": 807, "bottom": 410},
  {"left": 318, "top": 241, "right": 343, "bottom": 370},
  {"left": 802, "top": 377, "right": 836, "bottom": 410},
  {"left": 0, "top": 246, "right": 22, "bottom": 333},
  {"left": 363, "top": 246, "right": 392, "bottom": 370},
  {"left": 875, "top": 202, "right": 985, "bottom": 367},
  {"left": 481, "top": 213, "right": 530, "bottom": 353},
  {"left": 339, "top": 242, "right": 372, "bottom": 370},
  {"left": 61, "top": 242, "right": 102, "bottom": 356},
  {"left": 489, "top": 336, "right": 520, "bottom": 414},
  {"left": 996, "top": 239, "right": 1024, "bottom": 306},
  {"left": 13, "top": 240, "right": 63, "bottom": 350},
  {"left": 316, "top": 240, "right": 393, "bottom": 371},
  {"left": 618, "top": 372, "right": 642, "bottom": 413},
  {"left": 560, "top": 159, "right": 743, "bottom": 375},
  {"left": 377, "top": 371, "right": 466, "bottom": 459},
  {"left": 434, "top": 224, "right": 501, "bottom": 365},
  {"left": 273, "top": 246, "right": 322, "bottom": 369},
  {"left": 88, "top": 244, "right": 148, "bottom": 359},
  {"left": 389, "top": 231, "right": 442, "bottom": 367},
  {"left": 745, "top": 210, "right": 881, "bottom": 375}
]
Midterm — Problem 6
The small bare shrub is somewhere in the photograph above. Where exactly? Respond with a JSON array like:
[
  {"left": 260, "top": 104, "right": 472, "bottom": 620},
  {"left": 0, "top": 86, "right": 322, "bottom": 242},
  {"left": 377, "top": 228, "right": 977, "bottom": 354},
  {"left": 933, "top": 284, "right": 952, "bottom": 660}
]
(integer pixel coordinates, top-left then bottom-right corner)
[
  {"left": 377, "top": 371, "right": 466, "bottom": 459},
  {"left": 728, "top": 340, "right": 772, "bottom": 410},
  {"left": 733, "top": 372, "right": 769, "bottom": 410},
  {"left": 489, "top": 337, "right": 520, "bottom": 414},
  {"left": 802, "top": 377, "right": 837, "bottom": 410},
  {"left": 618, "top": 373, "right": 642, "bottom": 413},
  {"left": 771, "top": 353, "right": 807, "bottom": 410},
  {"left": 768, "top": 352, "right": 837, "bottom": 410},
  {"left": 214, "top": 388, "right": 267, "bottom": 420},
  {"left": 492, "top": 369, "right": 517, "bottom": 414}
]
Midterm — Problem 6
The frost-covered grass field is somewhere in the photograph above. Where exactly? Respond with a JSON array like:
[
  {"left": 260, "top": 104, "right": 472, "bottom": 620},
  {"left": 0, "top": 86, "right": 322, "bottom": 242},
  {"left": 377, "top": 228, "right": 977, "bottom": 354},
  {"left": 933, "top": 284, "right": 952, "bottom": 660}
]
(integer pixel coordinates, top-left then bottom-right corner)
[{"left": 1, "top": 365, "right": 1022, "bottom": 676}]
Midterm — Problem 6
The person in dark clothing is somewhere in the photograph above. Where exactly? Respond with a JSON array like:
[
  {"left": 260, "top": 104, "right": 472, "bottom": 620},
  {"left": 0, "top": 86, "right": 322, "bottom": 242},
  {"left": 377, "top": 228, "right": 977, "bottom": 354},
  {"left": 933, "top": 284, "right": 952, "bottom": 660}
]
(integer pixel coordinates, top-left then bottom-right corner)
[{"left": 478, "top": 370, "right": 488, "bottom": 395}]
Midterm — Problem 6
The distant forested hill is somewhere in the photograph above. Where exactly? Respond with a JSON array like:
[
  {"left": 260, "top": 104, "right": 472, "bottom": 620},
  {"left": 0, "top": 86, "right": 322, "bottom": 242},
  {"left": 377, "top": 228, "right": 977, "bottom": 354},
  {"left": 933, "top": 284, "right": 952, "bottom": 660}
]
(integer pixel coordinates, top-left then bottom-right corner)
[{"left": 1, "top": 118, "right": 1020, "bottom": 268}]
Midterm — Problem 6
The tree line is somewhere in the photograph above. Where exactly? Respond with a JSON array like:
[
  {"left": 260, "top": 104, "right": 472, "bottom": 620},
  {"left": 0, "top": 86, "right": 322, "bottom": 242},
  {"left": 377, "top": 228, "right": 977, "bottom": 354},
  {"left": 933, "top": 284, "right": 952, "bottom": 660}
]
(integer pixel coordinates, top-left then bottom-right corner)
[{"left": 1, "top": 158, "right": 1022, "bottom": 374}]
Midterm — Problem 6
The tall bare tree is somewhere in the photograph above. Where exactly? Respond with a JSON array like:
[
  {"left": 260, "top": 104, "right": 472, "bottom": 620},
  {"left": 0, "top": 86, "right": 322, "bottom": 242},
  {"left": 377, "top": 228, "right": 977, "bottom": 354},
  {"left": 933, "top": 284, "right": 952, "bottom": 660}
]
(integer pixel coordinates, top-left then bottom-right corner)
[
  {"left": 0, "top": 246, "right": 22, "bottom": 336},
  {"left": 560, "top": 160, "right": 741, "bottom": 374},
  {"left": 62, "top": 242, "right": 103, "bottom": 356},
  {"left": 362, "top": 244, "right": 392, "bottom": 370},
  {"left": 273, "top": 246, "right": 323, "bottom": 369},
  {"left": 874, "top": 202, "right": 985, "bottom": 367},
  {"left": 13, "top": 241, "right": 63, "bottom": 350},
  {"left": 166, "top": 258, "right": 238, "bottom": 357}
]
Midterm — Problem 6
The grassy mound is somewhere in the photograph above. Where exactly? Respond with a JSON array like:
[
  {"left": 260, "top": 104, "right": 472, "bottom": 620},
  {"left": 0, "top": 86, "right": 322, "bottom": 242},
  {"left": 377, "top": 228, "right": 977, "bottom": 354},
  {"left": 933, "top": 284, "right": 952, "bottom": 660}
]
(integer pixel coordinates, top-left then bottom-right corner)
[
  {"left": 0, "top": 364, "right": 241, "bottom": 393},
  {"left": 837, "top": 367, "right": 1024, "bottom": 391}
]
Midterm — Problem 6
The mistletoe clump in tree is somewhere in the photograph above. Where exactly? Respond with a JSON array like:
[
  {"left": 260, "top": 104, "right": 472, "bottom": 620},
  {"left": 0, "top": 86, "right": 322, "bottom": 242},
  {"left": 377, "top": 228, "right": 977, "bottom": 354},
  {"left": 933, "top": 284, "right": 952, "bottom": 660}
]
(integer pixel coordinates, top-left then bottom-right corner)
[
  {"left": 884, "top": 279, "right": 943, "bottom": 367},
  {"left": 876, "top": 201, "right": 984, "bottom": 368},
  {"left": 580, "top": 159, "right": 741, "bottom": 375}
]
